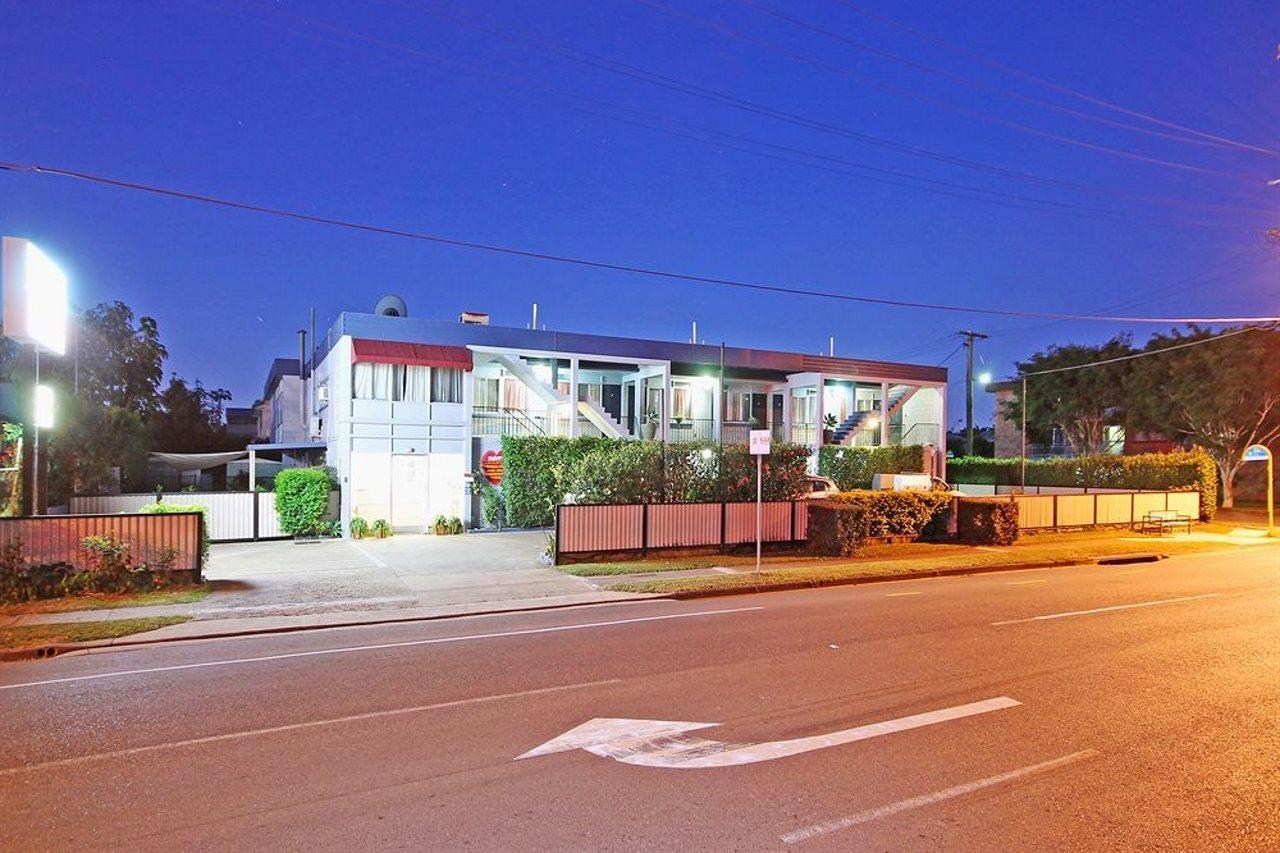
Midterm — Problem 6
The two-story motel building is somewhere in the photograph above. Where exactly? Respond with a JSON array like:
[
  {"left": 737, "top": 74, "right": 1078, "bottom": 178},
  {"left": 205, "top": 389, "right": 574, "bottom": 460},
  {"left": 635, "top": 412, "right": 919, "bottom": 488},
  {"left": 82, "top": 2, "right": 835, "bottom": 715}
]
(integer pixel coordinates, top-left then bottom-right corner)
[{"left": 307, "top": 299, "right": 948, "bottom": 531}]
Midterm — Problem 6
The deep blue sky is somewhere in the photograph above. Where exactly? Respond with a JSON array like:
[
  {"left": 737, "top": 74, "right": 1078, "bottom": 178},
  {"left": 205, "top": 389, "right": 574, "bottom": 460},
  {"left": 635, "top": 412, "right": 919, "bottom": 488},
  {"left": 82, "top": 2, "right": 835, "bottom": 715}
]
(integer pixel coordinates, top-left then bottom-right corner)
[{"left": 2, "top": 0, "right": 1276, "bottom": 425}]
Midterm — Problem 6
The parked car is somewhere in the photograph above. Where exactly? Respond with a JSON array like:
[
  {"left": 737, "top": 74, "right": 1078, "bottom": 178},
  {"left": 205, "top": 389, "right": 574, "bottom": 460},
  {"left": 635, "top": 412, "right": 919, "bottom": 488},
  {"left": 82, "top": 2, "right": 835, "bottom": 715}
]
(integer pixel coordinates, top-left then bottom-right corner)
[{"left": 804, "top": 475, "right": 840, "bottom": 499}]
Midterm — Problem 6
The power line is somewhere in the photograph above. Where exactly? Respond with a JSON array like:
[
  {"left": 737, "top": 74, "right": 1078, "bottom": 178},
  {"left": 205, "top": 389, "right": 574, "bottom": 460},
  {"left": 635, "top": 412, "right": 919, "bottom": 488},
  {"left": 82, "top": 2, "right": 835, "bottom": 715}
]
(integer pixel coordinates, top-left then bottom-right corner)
[
  {"left": 719, "top": 0, "right": 1258, "bottom": 170},
  {"left": 831, "top": 0, "right": 1280, "bottom": 158},
  {"left": 6, "top": 159, "right": 1278, "bottom": 325},
  {"left": 198, "top": 0, "right": 1256, "bottom": 232},
  {"left": 379, "top": 0, "right": 1250, "bottom": 190}
]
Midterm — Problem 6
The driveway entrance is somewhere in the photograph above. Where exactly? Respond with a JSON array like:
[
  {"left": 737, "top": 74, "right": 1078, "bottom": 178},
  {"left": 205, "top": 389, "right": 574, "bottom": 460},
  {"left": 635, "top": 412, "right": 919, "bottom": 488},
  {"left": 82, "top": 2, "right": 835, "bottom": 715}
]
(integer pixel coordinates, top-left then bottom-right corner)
[{"left": 201, "top": 531, "right": 618, "bottom": 619}]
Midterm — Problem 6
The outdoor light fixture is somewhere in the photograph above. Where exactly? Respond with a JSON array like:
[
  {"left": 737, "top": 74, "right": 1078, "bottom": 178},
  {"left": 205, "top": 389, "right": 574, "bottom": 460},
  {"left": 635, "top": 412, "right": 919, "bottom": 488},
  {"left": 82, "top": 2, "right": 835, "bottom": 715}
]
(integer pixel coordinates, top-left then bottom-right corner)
[
  {"left": 2, "top": 237, "right": 68, "bottom": 356},
  {"left": 978, "top": 371, "right": 992, "bottom": 385},
  {"left": 700, "top": 447, "right": 714, "bottom": 459},
  {"left": 33, "top": 384, "right": 54, "bottom": 429}
]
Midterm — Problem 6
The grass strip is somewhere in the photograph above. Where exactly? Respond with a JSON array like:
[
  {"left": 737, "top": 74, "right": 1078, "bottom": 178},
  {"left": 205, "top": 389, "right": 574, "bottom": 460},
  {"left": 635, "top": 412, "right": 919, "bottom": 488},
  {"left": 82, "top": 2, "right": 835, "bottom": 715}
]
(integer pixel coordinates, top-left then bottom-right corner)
[
  {"left": 0, "top": 587, "right": 210, "bottom": 616},
  {"left": 0, "top": 616, "right": 192, "bottom": 650}
]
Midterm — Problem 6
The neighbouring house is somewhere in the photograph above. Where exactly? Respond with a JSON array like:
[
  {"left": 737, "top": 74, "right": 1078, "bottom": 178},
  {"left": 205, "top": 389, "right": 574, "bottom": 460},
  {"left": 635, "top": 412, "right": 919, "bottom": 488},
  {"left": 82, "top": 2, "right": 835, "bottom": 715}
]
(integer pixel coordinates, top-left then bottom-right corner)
[
  {"left": 258, "top": 357, "right": 306, "bottom": 444},
  {"left": 224, "top": 406, "right": 258, "bottom": 445},
  {"left": 304, "top": 297, "right": 949, "bottom": 531},
  {"left": 988, "top": 380, "right": 1124, "bottom": 459}
]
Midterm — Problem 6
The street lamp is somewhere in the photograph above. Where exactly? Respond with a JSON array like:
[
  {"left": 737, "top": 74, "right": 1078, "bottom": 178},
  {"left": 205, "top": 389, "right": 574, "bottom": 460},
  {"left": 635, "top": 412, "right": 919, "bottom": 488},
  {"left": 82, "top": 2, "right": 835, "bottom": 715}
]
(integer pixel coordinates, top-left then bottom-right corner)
[{"left": 978, "top": 371, "right": 992, "bottom": 386}]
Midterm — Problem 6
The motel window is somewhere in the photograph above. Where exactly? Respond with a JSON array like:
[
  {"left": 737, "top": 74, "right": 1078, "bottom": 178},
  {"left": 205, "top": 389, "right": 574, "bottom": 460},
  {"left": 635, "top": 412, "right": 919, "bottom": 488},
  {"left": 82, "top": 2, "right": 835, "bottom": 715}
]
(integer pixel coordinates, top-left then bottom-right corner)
[
  {"left": 725, "top": 389, "right": 752, "bottom": 422},
  {"left": 671, "top": 384, "right": 692, "bottom": 420},
  {"left": 432, "top": 367, "right": 463, "bottom": 403},
  {"left": 353, "top": 362, "right": 396, "bottom": 400},
  {"left": 475, "top": 377, "right": 499, "bottom": 409},
  {"left": 401, "top": 366, "right": 430, "bottom": 403}
]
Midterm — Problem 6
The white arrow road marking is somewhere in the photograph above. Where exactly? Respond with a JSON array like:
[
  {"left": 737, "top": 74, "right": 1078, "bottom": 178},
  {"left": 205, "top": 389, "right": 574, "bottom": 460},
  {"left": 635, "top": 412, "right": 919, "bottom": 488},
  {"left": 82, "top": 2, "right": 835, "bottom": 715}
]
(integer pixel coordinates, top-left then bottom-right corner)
[{"left": 517, "top": 697, "right": 1020, "bottom": 769}]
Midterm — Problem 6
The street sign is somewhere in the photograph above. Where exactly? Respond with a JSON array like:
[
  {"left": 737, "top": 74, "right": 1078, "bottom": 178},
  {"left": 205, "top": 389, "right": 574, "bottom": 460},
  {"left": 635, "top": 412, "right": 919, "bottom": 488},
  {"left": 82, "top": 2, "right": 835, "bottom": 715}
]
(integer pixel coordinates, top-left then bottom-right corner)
[
  {"left": 1242, "top": 445, "right": 1271, "bottom": 463},
  {"left": 749, "top": 429, "right": 771, "bottom": 455},
  {"left": 1241, "top": 444, "right": 1275, "bottom": 536}
]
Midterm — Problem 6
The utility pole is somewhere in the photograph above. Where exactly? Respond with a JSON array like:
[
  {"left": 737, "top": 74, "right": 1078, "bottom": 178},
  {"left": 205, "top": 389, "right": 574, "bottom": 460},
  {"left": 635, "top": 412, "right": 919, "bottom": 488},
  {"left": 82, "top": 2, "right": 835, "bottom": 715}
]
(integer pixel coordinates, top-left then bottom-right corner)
[{"left": 960, "top": 330, "right": 989, "bottom": 456}]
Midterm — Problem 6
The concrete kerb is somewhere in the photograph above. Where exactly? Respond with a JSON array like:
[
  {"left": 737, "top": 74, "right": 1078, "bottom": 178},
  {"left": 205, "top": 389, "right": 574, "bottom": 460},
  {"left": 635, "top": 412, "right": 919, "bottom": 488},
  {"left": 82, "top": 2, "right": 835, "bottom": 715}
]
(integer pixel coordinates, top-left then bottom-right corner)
[
  {"left": 0, "top": 593, "right": 666, "bottom": 663},
  {"left": 0, "top": 550, "right": 1175, "bottom": 662}
]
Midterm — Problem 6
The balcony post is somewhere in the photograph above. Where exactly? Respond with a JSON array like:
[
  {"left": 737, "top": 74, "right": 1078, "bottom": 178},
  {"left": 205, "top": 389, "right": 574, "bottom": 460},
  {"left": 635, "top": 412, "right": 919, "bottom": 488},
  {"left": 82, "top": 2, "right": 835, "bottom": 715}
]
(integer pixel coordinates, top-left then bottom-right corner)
[
  {"left": 661, "top": 364, "right": 672, "bottom": 442},
  {"left": 880, "top": 381, "right": 890, "bottom": 446},
  {"left": 712, "top": 379, "right": 723, "bottom": 443},
  {"left": 568, "top": 357, "right": 580, "bottom": 438}
]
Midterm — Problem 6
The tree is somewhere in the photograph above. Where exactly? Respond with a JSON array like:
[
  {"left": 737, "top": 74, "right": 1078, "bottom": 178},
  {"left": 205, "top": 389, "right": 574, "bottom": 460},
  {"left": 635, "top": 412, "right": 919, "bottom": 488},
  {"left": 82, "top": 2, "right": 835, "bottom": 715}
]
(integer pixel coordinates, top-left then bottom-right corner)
[
  {"left": 1126, "top": 326, "right": 1280, "bottom": 508},
  {"left": 46, "top": 399, "right": 148, "bottom": 499},
  {"left": 149, "top": 375, "right": 235, "bottom": 452},
  {"left": 1003, "top": 337, "right": 1133, "bottom": 455},
  {"left": 73, "top": 301, "right": 167, "bottom": 415}
]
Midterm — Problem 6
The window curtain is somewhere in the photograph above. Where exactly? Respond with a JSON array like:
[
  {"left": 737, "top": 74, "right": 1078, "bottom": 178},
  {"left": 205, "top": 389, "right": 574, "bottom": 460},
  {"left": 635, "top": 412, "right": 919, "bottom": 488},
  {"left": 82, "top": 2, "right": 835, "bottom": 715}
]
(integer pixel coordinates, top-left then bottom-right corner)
[
  {"left": 353, "top": 363, "right": 374, "bottom": 399},
  {"left": 371, "top": 363, "right": 394, "bottom": 400},
  {"left": 403, "top": 366, "right": 430, "bottom": 403},
  {"left": 432, "top": 367, "right": 463, "bottom": 403}
]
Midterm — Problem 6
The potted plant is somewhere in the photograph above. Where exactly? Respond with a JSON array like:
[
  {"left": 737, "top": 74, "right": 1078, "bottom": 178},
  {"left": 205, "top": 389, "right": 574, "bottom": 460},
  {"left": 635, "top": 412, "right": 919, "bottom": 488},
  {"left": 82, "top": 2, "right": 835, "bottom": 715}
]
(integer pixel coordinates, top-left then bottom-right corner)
[
  {"left": 639, "top": 409, "right": 658, "bottom": 440},
  {"left": 370, "top": 519, "right": 392, "bottom": 539},
  {"left": 822, "top": 413, "right": 838, "bottom": 445}
]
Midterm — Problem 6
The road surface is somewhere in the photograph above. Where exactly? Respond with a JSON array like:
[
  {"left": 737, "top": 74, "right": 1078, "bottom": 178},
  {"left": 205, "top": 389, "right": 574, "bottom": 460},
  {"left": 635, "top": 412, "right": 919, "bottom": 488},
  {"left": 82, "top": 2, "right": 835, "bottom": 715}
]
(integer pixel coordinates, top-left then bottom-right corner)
[{"left": 2, "top": 546, "right": 1277, "bottom": 850}]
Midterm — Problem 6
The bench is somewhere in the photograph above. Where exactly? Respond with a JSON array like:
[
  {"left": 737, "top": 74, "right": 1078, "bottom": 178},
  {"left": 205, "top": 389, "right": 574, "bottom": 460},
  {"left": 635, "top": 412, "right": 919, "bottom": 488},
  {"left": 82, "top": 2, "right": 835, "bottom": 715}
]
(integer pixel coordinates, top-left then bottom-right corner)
[{"left": 1134, "top": 510, "right": 1192, "bottom": 535}]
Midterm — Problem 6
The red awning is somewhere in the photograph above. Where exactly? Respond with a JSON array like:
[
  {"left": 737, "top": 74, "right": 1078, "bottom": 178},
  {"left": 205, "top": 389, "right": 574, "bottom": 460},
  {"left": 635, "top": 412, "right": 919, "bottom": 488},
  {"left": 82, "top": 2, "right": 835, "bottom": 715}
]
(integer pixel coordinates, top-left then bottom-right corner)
[{"left": 351, "top": 339, "right": 473, "bottom": 370}]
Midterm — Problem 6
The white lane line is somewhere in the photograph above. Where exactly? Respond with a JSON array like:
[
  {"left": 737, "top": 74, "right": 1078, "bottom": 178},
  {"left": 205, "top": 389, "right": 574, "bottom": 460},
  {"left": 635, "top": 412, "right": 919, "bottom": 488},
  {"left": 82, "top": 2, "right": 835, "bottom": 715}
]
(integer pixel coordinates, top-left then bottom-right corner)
[
  {"left": 1007, "top": 579, "right": 1048, "bottom": 586},
  {"left": 0, "top": 606, "right": 762, "bottom": 691},
  {"left": 0, "top": 678, "right": 621, "bottom": 778},
  {"left": 992, "top": 593, "right": 1220, "bottom": 626},
  {"left": 781, "top": 750, "right": 1098, "bottom": 844},
  {"left": 884, "top": 591, "right": 923, "bottom": 597}
]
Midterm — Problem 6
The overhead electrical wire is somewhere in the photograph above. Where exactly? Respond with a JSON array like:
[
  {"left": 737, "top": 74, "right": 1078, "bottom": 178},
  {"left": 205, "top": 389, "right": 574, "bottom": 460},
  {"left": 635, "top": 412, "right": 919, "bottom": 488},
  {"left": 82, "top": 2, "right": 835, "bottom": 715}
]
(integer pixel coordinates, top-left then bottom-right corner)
[
  {"left": 641, "top": 0, "right": 1255, "bottom": 178},
  {"left": 5, "top": 159, "right": 1277, "bottom": 326},
  {"left": 198, "top": 0, "right": 1256, "bottom": 232},
  {"left": 830, "top": 0, "right": 1280, "bottom": 158}
]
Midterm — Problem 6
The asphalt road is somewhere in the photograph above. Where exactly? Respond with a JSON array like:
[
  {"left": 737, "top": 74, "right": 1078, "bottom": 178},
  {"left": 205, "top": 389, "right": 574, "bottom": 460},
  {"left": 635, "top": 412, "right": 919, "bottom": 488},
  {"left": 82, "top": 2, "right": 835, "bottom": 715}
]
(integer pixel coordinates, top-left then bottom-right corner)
[{"left": 2, "top": 546, "right": 1277, "bottom": 851}]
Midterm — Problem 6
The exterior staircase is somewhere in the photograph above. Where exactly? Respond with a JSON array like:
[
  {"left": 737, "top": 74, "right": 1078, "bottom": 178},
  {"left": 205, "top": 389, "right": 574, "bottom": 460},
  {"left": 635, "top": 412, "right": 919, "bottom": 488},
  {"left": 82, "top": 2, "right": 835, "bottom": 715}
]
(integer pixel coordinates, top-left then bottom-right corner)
[
  {"left": 578, "top": 398, "right": 630, "bottom": 439},
  {"left": 832, "top": 385, "right": 918, "bottom": 445},
  {"left": 493, "top": 354, "right": 630, "bottom": 439}
]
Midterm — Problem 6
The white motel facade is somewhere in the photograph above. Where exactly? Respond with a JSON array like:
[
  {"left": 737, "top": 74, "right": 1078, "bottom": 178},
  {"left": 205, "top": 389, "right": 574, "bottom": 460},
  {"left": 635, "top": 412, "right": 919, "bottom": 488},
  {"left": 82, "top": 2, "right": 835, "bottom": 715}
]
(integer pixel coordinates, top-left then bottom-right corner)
[{"left": 303, "top": 300, "right": 948, "bottom": 531}]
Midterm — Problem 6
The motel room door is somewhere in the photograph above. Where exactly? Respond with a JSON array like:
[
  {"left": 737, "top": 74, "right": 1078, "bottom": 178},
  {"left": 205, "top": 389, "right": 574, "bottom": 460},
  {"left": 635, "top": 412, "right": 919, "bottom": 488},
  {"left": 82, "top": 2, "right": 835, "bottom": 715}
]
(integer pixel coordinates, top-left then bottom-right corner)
[{"left": 390, "top": 454, "right": 430, "bottom": 530}]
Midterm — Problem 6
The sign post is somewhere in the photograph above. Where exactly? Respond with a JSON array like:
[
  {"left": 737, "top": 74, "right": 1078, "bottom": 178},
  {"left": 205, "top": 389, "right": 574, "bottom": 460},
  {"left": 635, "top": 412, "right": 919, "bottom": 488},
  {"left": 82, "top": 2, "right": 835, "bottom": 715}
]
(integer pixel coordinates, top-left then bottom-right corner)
[
  {"left": 1241, "top": 444, "right": 1275, "bottom": 536},
  {"left": 749, "top": 430, "right": 771, "bottom": 573}
]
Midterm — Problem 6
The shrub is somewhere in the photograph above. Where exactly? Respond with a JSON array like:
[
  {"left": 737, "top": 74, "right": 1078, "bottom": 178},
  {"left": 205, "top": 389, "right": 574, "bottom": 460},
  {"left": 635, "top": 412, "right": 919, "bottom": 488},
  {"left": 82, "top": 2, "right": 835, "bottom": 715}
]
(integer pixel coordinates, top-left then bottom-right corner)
[
  {"left": 370, "top": 519, "right": 392, "bottom": 538},
  {"left": 956, "top": 498, "right": 1020, "bottom": 545},
  {"left": 431, "top": 514, "right": 463, "bottom": 535},
  {"left": 349, "top": 516, "right": 370, "bottom": 539},
  {"left": 139, "top": 502, "right": 210, "bottom": 567},
  {"left": 807, "top": 501, "right": 870, "bottom": 557},
  {"left": 818, "top": 445, "right": 928, "bottom": 490},
  {"left": 946, "top": 448, "right": 1218, "bottom": 520},
  {"left": 474, "top": 475, "right": 505, "bottom": 528},
  {"left": 508, "top": 436, "right": 813, "bottom": 527},
  {"left": 274, "top": 467, "right": 334, "bottom": 535},
  {"left": 826, "top": 490, "right": 951, "bottom": 538}
]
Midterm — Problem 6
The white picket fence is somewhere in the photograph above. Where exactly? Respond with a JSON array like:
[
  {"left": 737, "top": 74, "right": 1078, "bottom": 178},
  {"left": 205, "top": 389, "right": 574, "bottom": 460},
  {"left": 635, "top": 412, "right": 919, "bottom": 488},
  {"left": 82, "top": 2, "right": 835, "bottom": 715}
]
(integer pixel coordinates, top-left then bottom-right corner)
[{"left": 68, "top": 491, "right": 338, "bottom": 542}]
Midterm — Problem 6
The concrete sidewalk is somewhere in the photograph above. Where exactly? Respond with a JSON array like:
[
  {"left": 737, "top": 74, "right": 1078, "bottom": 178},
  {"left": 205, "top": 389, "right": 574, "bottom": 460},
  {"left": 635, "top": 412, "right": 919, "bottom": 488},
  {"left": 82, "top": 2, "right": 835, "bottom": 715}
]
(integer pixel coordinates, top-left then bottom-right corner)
[{"left": 6, "top": 531, "right": 652, "bottom": 634}]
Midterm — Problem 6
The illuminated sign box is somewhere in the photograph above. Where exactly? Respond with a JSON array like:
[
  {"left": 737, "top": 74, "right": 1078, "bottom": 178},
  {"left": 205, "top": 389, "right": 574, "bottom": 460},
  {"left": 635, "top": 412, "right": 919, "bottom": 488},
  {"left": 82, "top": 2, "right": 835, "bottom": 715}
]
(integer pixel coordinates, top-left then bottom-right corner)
[{"left": 2, "top": 237, "right": 68, "bottom": 355}]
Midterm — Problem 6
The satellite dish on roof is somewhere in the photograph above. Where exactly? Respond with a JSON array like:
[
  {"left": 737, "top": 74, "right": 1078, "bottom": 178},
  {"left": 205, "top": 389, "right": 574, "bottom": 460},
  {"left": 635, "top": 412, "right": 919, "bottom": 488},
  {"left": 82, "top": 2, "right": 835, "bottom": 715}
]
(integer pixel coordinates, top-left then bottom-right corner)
[{"left": 374, "top": 294, "right": 407, "bottom": 318}]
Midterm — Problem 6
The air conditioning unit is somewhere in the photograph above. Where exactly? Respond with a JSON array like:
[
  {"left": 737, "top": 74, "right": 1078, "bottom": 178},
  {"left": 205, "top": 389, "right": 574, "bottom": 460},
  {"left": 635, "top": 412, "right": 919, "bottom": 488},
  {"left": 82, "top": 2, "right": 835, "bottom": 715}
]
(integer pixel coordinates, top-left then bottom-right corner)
[
  {"left": 309, "top": 416, "right": 323, "bottom": 439},
  {"left": 316, "top": 384, "right": 329, "bottom": 403}
]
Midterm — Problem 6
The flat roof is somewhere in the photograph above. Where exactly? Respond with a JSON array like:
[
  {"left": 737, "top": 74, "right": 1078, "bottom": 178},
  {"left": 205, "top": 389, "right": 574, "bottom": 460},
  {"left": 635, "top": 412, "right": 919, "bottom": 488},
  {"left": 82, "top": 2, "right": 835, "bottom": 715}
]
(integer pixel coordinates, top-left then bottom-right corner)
[{"left": 323, "top": 312, "right": 947, "bottom": 384}]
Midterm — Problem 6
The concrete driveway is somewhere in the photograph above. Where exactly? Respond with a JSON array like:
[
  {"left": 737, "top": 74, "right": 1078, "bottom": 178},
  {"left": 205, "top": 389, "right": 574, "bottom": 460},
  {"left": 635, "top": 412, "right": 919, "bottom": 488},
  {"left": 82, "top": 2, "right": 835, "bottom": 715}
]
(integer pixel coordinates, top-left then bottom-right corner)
[{"left": 199, "top": 531, "right": 615, "bottom": 619}]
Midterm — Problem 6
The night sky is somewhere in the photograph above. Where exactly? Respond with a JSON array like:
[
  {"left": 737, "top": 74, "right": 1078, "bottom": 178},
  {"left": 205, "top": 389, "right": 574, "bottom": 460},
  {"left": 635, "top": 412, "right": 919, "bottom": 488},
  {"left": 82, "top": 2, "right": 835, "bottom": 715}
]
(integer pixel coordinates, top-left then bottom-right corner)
[{"left": 2, "top": 0, "right": 1276, "bottom": 424}]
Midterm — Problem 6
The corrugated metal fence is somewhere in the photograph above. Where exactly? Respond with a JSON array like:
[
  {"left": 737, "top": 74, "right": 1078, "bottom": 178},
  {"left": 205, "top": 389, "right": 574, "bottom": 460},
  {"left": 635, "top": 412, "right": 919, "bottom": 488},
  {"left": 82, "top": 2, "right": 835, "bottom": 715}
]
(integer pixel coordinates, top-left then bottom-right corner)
[
  {"left": 1000, "top": 490, "right": 1199, "bottom": 530},
  {"left": 556, "top": 501, "right": 808, "bottom": 561},
  {"left": 68, "top": 492, "right": 338, "bottom": 542},
  {"left": 0, "top": 512, "right": 203, "bottom": 573}
]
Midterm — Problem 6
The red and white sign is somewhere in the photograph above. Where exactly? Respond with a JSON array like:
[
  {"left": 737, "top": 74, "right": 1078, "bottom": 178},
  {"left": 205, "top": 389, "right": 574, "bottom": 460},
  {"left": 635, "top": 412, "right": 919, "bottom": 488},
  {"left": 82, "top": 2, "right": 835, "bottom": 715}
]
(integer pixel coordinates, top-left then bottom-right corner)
[
  {"left": 749, "top": 430, "right": 772, "bottom": 456},
  {"left": 481, "top": 449, "right": 504, "bottom": 485}
]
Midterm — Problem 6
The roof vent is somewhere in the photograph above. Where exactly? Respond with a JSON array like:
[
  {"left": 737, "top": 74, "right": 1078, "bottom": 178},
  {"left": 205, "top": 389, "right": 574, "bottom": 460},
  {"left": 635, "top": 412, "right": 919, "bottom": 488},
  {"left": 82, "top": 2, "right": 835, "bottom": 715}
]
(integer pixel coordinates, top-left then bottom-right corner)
[
  {"left": 374, "top": 294, "right": 408, "bottom": 318},
  {"left": 459, "top": 311, "right": 489, "bottom": 325}
]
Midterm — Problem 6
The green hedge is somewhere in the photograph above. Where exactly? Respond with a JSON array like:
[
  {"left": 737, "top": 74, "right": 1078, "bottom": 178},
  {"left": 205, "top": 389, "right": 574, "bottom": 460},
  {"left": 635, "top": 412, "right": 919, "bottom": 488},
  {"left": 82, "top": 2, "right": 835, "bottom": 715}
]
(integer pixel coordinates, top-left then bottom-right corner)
[
  {"left": 502, "top": 436, "right": 812, "bottom": 528},
  {"left": 274, "top": 467, "right": 335, "bottom": 535},
  {"left": 806, "top": 502, "right": 869, "bottom": 557},
  {"left": 826, "top": 490, "right": 951, "bottom": 537},
  {"left": 139, "top": 502, "right": 210, "bottom": 567},
  {"left": 956, "top": 498, "right": 1019, "bottom": 545},
  {"left": 946, "top": 449, "right": 1218, "bottom": 520},
  {"left": 817, "top": 445, "right": 927, "bottom": 490}
]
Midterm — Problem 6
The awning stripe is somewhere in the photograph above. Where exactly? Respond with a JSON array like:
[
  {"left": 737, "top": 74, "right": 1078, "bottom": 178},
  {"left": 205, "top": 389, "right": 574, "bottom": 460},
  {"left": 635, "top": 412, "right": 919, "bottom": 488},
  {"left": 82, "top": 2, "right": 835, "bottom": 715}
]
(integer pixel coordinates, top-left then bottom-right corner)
[{"left": 351, "top": 339, "right": 472, "bottom": 370}]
